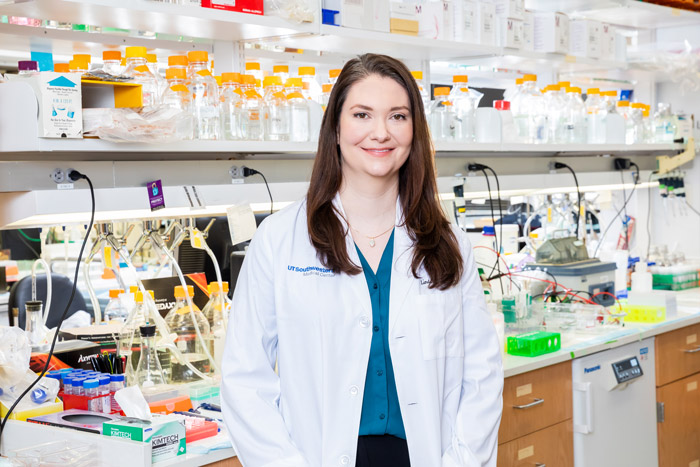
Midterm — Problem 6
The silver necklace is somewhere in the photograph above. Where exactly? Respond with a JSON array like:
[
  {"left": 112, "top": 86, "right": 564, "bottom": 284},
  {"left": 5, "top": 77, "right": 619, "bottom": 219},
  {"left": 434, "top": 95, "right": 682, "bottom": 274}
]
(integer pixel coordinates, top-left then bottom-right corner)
[{"left": 350, "top": 224, "right": 395, "bottom": 247}]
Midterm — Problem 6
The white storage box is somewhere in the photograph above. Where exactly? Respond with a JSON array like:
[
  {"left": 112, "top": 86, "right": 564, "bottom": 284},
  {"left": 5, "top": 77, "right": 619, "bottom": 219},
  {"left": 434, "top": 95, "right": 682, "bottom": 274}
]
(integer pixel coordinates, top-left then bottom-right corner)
[
  {"left": 570, "top": 19, "right": 602, "bottom": 58},
  {"left": 341, "top": 0, "right": 390, "bottom": 32},
  {"left": 493, "top": 0, "right": 523, "bottom": 20},
  {"left": 476, "top": 1, "right": 497, "bottom": 46},
  {"left": 533, "top": 11, "right": 569, "bottom": 54},
  {"left": 498, "top": 16, "right": 523, "bottom": 49},
  {"left": 455, "top": 0, "right": 477, "bottom": 43}
]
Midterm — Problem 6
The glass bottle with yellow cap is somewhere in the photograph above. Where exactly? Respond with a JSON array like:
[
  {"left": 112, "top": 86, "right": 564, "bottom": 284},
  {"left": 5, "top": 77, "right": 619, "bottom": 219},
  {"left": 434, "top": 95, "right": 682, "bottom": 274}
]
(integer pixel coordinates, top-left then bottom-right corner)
[
  {"left": 410, "top": 71, "right": 430, "bottom": 114},
  {"left": 563, "top": 86, "right": 586, "bottom": 144},
  {"left": 286, "top": 78, "right": 310, "bottom": 142},
  {"left": 298, "top": 66, "right": 322, "bottom": 102},
  {"left": 221, "top": 72, "right": 243, "bottom": 141},
  {"left": 429, "top": 87, "right": 455, "bottom": 141},
  {"left": 123, "top": 46, "right": 159, "bottom": 107},
  {"left": 321, "top": 83, "right": 333, "bottom": 112},
  {"left": 241, "top": 75, "right": 264, "bottom": 141},
  {"left": 509, "top": 77, "right": 526, "bottom": 141},
  {"left": 450, "top": 75, "right": 482, "bottom": 142},
  {"left": 104, "top": 288, "right": 128, "bottom": 324},
  {"left": 165, "top": 285, "right": 212, "bottom": 382},
  {"left": 186, "top": 50, "right": 220, "bottom": 140},
  {"left": 202, "top": 281, "right": 230, "bottom": 368},
  {"left": 245, "top": 62, "right": 263, "bottom": 84},
  {"left": 262, "top": 76, "right": 289, "bottom": 142},
  {"left": 162, "top": 68, "right": 194, "bottom": 140},
  {"left": 328, "top": 68, "right": 341, "bottom": 85},
  {"left": 273, "top": 65, "right": 289, "bottom": 85}
]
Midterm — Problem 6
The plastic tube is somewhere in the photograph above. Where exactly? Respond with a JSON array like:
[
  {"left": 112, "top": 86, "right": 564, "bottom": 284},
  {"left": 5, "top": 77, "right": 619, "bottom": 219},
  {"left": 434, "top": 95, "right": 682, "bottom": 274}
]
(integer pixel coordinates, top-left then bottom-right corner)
[{"left": 31, "top": 259, "right": 52, "bottom": 324}]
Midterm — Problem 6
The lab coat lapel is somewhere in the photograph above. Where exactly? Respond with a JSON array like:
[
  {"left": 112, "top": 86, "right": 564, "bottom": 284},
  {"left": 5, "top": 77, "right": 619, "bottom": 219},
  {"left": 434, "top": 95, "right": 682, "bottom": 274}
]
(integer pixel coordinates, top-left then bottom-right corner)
[
  {"left": 332, "top": 193, "right": 371, "bottom": 316},
  {"left": 389, "top": 199, "right": 415, "bottom": 333}
]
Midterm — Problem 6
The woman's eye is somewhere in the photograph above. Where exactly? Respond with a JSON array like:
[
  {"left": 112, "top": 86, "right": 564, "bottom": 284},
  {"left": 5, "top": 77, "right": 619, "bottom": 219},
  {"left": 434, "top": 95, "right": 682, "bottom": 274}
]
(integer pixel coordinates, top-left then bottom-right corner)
[
  {"left": 353, "top": 112, "right": 369, "bottom": 119},
  {"left": 391, "top": 113, "right": 407, "bottom": 121}
]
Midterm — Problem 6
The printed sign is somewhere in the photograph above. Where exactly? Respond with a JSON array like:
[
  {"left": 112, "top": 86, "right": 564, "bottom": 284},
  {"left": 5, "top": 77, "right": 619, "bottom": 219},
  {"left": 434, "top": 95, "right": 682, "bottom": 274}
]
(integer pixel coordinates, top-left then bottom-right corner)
[{"left": 148, "top": 180, "right": 165, "bottom": 211}]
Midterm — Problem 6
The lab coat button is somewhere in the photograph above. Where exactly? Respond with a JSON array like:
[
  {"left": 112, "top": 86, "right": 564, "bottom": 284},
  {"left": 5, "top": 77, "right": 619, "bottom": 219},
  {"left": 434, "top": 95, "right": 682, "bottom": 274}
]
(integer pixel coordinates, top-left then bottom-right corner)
[
  {"left": 340, "top": 455, "right": 350, "bottom": 465},
  {"left": 359, "top": 316, "right": 370, "bottom": 328},
  {"left": 379, "top": 413, "right": 386, "bottom": 420},
  {"left": 349, "top": 385, "right": 359, "bottom": 396}
]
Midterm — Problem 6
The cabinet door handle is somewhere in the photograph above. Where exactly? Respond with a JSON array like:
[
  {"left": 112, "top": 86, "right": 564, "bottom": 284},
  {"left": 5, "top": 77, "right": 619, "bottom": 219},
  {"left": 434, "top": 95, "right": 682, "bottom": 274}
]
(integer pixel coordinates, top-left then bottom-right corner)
[
  {"left": 535, "top": 464, "right": 546, "bottom": 467},
  {"left": 512, "top": 398, "right": 544, "bottom": 409},
  {"left": 684, "top": 346, "right": 700, "bottom": 353}
]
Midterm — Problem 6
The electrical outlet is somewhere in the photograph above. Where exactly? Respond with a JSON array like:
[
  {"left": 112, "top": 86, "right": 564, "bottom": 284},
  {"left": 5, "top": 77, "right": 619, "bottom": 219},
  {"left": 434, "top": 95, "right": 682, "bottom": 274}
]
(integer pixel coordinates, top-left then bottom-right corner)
[
  {"left": 229, "top": 165, "right": 244, "bottom": 179},
  {"left": 50, "top": 168, "right": 66, "bottom": 184}
]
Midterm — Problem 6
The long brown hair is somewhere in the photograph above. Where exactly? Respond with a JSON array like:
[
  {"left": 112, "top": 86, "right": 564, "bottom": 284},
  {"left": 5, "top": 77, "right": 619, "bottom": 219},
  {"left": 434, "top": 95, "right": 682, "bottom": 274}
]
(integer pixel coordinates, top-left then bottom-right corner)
[{"left": 306, "top": 53, "right": 463, "bottom": 290}]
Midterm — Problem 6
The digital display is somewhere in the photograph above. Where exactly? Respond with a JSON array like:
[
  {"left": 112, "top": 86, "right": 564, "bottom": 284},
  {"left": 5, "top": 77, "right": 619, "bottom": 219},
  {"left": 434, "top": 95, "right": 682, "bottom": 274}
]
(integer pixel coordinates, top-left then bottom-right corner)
[{"left": 612, "top": 357, "right": 643, "bottom": 384}]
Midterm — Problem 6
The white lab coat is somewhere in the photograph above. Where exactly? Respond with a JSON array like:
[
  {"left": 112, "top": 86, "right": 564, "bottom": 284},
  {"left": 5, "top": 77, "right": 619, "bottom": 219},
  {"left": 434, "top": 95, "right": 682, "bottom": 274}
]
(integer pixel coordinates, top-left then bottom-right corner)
[{"left": 222, "top": 194, "right": 503, "bottom": 467}]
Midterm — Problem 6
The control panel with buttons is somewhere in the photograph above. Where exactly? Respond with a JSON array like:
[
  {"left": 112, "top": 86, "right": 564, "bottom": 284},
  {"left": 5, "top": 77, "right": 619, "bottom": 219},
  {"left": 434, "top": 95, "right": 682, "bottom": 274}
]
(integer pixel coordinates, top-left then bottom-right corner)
[{"left": 611, "top": 356, "right": 643, "bottom": 384}]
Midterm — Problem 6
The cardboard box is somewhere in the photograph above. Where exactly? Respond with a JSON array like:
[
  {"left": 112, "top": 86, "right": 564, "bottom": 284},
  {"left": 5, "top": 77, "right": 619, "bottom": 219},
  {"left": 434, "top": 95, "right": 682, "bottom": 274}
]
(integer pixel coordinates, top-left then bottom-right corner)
[
  {"left": 493, "top": 0, "right": 524, "bottom": 20},
  {"left": 390, "top": 17, "right": 419, "bottom": 35},
  {"left": 81, "top": 80, "right": 143, "bottom": 108},
  {"left": 476, "top": 2, "right": 497, "bottom": 46},
  {"left": 454, "top": 0, "right": 477, "bottom": 43},
  {"left": 533, "top": 11, "right": 569, "bottom": 54},
  {"left": 201, "top": 0, "right": 263, "bottom": 15},
  {"left": 569, "top": 19, "right": 602, "bottom": 58},
  {"left": 521, "top": 9, "right": 534, "bottom": 51},
  {"left": 341, "top": 0, "right": 390, "bottom": 32},
  {"left": 497, "top": 16, "right": 523, "bottom": 49},
  {"left": 103, "top": 414, "right": 186, "bottom": 463}
]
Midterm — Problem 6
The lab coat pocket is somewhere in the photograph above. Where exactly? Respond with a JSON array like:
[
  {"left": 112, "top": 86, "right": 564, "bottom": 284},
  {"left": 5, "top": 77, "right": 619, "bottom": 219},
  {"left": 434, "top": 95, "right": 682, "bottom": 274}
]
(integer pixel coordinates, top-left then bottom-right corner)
[{"left": 416, "top": 292, "right": 464, "bottom": 360}]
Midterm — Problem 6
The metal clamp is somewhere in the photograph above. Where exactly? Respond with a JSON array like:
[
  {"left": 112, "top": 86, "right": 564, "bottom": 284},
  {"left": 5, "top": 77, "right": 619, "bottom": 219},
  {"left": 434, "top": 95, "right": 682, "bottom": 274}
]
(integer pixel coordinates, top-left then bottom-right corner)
[
  {"left": 512, "top": 398, "right": 544, "bottom": 409},
  {"left": 683, "top": 346, "right": 700, "bottom": 353}
]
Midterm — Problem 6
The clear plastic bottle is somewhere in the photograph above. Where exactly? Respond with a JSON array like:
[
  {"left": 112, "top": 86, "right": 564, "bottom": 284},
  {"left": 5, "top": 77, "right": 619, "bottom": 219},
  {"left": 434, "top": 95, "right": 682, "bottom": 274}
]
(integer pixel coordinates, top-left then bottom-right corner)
[
  {"left": 162, "top": 68, "right": 194, "bottom": 140},
  {"left": 84, "top": 379, "right": 100, "bottom": 411},
  {"left": 135, "top": 324, "right": 166, "bottom": 388},
  {"left": 221, "top": 72, "right": 243, "bottom": 141},
  {"left": 450, "top": 75, "right": 481, "bottom": 142},
  {"left": 123, "top": 46, "right": 158, "bottom": 107},
  {"left": 101, "top": 51, "right": 122, "bottom": 76},
  {"left": 328, "top": 68, "right": 341, "bottom": 85},
  {"left": 245, "top": 61, "right": 263, "bottom": 84},
  {"left": 202, "top": 281, "right": 229, "bottom": 369},
  {"left": 585, "top": 88, "right": 606, "bottom": 144},
  {"left": 543, "top": 84, "right": 564, "bottom": 143},
  {"left": 273, "top": 65, "right": 289, "bottom": 84},
  {"left": 98, "top": 375, "right": 111, "bottom": 414},
  {"left": 628, "top": 103, "right": 646, "bottom": 144},
  {"left": 164, "top": 285, "right": 211, "bottom": 382},
  {"left": 119, "top": 289, "right": 157, "bottom": 377},
  {"left": 654, "top": 103, "right": 677, "bottom": 143},
  {"left": 429, "top": 87, "right": 455, "bottom": 142},
  {"left": 563, "top": 86, "right": 587, "bottom": 144},
  {"left": 642, "top": 104, "right": 653, "bottom": 143},
  {"left": 520, "top": 74, "right": 547, "bottom": 144},
  {"left": 110, "top": 374, "right": 125, "bottom": 412},
  {"left": 103, "top": 288, "right": 128, "bottom": 324},
  {"left": 62, "top": 375, "right": 73, "bottom": 395},
  {"left": 146, "top": 53, "right": 168, "bottom": 102},
  {"left": 617, "top": 100, "right": 632, "bottom": 144},
  {"left": 18, "top": 60, "right": 39, "bottom": 75},
  {"left": 298, "top": 66, "right": 322, "bottom": 103},
  {"left": 411, "top": 70, "right": 430, "bottom": 116},
  {"left": 262, "top": 76, "right": 289, "bottom": 141},
  {"left": 602, "top": 91, "right": 625, "bottom": 145},
  {"left": 510, "top": 77, "right": 526, "bottom": 142},
  {"left": 321, "top": 83, "right": 332, "bottom": 112},
  {"left": 186, "top": 50, "right": 220, "bottom": 140},
  {"left": 287, "top": 84, "right": 310, "bottom": 142},
  {"left": 72, "top": 377, "right": 86, "bottom": 396},
  {"left": 242, "top": 84, "right": 264, "bottom": 141}
]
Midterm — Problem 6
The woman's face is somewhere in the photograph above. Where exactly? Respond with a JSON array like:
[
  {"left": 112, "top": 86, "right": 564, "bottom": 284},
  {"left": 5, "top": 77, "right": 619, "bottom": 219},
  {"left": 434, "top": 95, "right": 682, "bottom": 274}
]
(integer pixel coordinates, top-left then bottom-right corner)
[{"left": 337, "top": 74, "right": 413, "bottom": 183}]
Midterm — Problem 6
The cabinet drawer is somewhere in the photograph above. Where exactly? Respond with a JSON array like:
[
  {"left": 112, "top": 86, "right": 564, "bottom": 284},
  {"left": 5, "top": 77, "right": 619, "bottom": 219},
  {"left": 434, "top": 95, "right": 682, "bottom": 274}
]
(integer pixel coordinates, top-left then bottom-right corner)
[
  {"left": 656, "top": 322, "right": 700, "bottom": 386},
  {"left": 497, "top": 420, "right": 573, "bottom": 467},
  {"left": 498, "top": 361, "right": 572, "bottom": 444},
  {"left": 657, "top": 373, "right": 700, "bottom": 467}
]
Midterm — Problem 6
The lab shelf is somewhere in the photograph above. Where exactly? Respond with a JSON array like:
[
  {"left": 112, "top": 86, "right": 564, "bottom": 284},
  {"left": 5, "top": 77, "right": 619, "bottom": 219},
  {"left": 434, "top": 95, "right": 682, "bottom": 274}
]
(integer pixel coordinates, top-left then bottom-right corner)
[
  {"left": 0, "top": 0, "right": 318, "bottom": 42},
  {"left": 525, "top": 0, "right": 700, "bottom": 29}
]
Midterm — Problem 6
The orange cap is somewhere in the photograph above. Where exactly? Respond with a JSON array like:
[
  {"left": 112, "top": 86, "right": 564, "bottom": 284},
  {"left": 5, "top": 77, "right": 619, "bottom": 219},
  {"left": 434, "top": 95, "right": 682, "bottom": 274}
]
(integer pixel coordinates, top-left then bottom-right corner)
[
  {"left": 329, "top": 69, "right": 341, "bottom": 78},
  {"left": 129, "top": 285, "right": 138, "bottom": 293},
  {"left": 631, "top": 102, "right": 645, "bottom": 109},
  {"left": 73, "top": 53, "right": 91, "bottom": 63},
  {"left": 166, "top": 68, "right": 186, "bottom": 80},
  {"left": 245, "top": 62, "right": 261, "bottom": 71},
  {"left": 54, "top": 63, "right": 70, "bottom": 72},
  {"left": 544, "top": 84, "right": 560, "bottom": 92},
  {"left": 434, "top": 87, "right": 450, "bottom": 96},
  {"left": 187, "top": 50, "right": 209, "bottom": 63},
  {"left": 125, "top": 46, "right": 147, "bottom": 58},
  {"left": 215, "top": 75, "right": 222, "bottom": 86},
  {"left": 174, "top": 284, "right": 195, "bottom": 299},
  {"left": 146, "top": 53, "right": 157, "bottom": 63},
  {"left": 263, "top": 76, "right": 283, "bottom": 87},
  {"left": 298, "top": 66, "right": 315, "bottom": 76},
  {"left": 587, "top": 88, "right": 600, "bottom": 95},
  {"left": 557, "top": 81, "right": 570, "bottom": 88},
  {"left": 411, "top": 70, "right": 423, "bottom": 80},
  {"left": 103, "top": 50, "right": 121, "bottom": 61},
  {"left": 566, "top": 86, "right": 581, "bottom": 94},
  {"left": 208, "top": 281, "right": 230, "bottom": 294},
  {"left": 242, "top": 74, "right": 256, "bottom": 85},
  {"left": 602, "top": 90, "right": 617, "bottom": 97},
  {"left": 522, "top": 74, "right": 537, "bottom": 81},
  {"left": 222, "top": 72, "right": 240, "bottom": 83},
  {"left": 135, "top": 290, "right": 155, "bottom": 303},
  {"left": 452, "top": 75, "right": 468, "bottom": 83},
  {"left": 69, "top": 59, "right": 88, "bottom": 71},
  {"left": 322, "top": 83, "right": 333, "bottom": 93},
  {"left": 515, "top": 78, "right": 524, "bottom": 85},
  {"left": 109, "top": 289, "right": 124, "bottom": 299},
  {"left": 273, "top": 65, "right": 288, "bottom": 73},
  {"left": 285, "top": 77, "right": 303, "bottom": 87},
  {"left": 168, "top": 55, "right": 188, "bottom": 67},
  {"left": 617, "top": 100, "right": 629, "bottom": 107}
]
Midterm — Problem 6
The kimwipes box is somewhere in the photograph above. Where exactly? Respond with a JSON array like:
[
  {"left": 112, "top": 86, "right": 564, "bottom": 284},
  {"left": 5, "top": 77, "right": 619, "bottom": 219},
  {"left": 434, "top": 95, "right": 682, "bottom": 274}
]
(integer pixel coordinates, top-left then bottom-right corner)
[
  {"left": 201, "top": 0, "right": 263, "bottom": 15},
  {"left": 103, "top": 414, "right": 186, "bottom": 463}
]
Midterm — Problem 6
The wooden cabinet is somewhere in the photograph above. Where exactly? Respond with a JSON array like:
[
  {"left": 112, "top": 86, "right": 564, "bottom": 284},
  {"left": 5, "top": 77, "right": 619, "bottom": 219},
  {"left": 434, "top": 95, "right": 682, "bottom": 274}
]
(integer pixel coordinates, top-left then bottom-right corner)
[
  {"left": 498, "top": 420, "right": 573, "bottom": 467},
  {"left": 655, "top": 322, "right": 700, "bottom": 386},
  {"left": 499, "top": 361, "right": 572, "bottom": 444},
  {"left": 498, "top": 361, "right": 573, "bottom": 465}
]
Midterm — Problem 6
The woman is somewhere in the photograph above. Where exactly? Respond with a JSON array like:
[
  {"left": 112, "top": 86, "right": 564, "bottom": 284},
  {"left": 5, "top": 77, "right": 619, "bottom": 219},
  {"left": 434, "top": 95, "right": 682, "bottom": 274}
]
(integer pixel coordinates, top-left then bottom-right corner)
[{"left": 222, "top": 54, "right": 503, "bottom": 467}]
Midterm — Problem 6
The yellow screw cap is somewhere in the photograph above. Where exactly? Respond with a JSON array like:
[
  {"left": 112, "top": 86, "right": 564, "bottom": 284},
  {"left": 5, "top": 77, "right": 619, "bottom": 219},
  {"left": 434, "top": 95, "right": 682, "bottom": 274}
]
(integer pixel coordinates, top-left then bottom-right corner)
[
  {"left": 617, "top": 100, "right": 630, "bottom": 107},
  {"left": 245, "top": 62, "right": 261, "bottom": 71},
  {"left": 109, "top": 289, "right": 124, "bottom": 299},
  {"left": 146, "top": 53, "right": 157, "bottom": 63},
  {"left": 103, "top": 50, "right": 121, "bottom": 61},
  {"left": 298, "top": 66, "right": 315, "bottom": 76},
  {"left": 587, "top": 88, "right": 600, "bottom": 95},
  {"left": 263, "top": 76, "right": 283, "bottom": 87},
  {"left": 208, "top": 281, "right": 230, "bottom": 294},
  {"left": 329, "top": 69, "right": 341, "bottom": 78},
  {"left": 174, "top": 284, "right": 195, "bottom": 298},
  {"left": 452, "top": 75, "right": 468, "bottom": 83},
  {"left": 187, "top": 50, "right": 209, "bottom": 63},
  {"left": 222, "top": 72, "right": 241, "bottom": 83},
  {"left": 322, "top": 83, "right": 333, "bottom": 93},
  {"left": 434, "top": 87, "right": 451, "bottom": 96},
  {"left": 73, "top": 53, "right": 92, "bottom": 63},
  {"left": 168, "top": 55, "right": 188, "bottom": 67},
  {"left": 522, "top": 74, "right": 537, "bottom": 81},
  {"left": 273, "top": 65, "right": 288, "bottom": 73},
  {"left": 411, "top": 70, "right": 423, "bottom": 80},
  {"left": 125, "top": 47, "right": 147, "bottom": 58},
  {"left": 285, "top": 77, "right": 303, "bottom": 88}
]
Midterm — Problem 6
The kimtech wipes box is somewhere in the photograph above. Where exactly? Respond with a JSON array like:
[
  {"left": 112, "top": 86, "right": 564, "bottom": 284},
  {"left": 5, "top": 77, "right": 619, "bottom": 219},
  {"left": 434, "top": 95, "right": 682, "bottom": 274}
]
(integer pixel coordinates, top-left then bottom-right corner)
[{"left": 103, "top": 414, "right": 186, "bottom": 463}]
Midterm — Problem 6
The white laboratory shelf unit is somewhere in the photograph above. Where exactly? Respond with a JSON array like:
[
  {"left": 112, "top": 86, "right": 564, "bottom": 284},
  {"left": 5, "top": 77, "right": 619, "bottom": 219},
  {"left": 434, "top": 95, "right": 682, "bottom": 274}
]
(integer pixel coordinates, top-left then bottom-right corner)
[
  {"left": 525, "top": 0, "right": 700, "bottom": 29},
  {"left": 0, "top": 0, "right": 318, "bottom": 42}
]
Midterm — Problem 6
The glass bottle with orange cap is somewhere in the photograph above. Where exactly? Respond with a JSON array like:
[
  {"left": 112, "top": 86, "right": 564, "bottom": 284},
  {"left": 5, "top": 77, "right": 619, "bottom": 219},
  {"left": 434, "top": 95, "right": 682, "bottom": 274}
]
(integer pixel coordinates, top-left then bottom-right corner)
[
  {"left": 320, "top": 83, "right": 333, "bottom": 112},
  {"left": 202, "top": 281, "right": 230, "bottom": 367},
  {"left": 286, "top": 78, "right": 310, "bottom": 142},
  {"left": 146, "top": 53, "right": 168, "bottom": 101},
  {"left": 262, "top": 76, "right": 289, "bottom": 141},
  {"left": 563, "top": 86, "right": 586, "bottom": 144},
  {"left": 273, "top": 65, "right": 289, "bottom": 85},
  {"left": 221, "top": 72, "right": 243, "bottom": 141},
  {"left": 450, "top": 75, "right": 482, "bottom": 142},
  {"left": 628, "top": 103, "right": 646, "bottom": 144},
  {"left": 411, "top": 70, "right": 430, "bottom": 114},
  {"left": 328, "top": 68, "right": 341, "bottom": 85},
  {"left": 585, "top": 88, "right": 605, "bottom": 144},
  {"left": 123, "top": 46, "right": 159, "bottom": 107},
  {"left": 164, "top": 284, "right": 212, "bottom": 382},
  {"left": 245, "top": 61, "right": 263, "bottom": 85},
  {"left": 429, "top": 86, "right": 455, "bottom": 141},
  {"left": 298, "top": 66, "right": 322, "bottom": 102},
  {"left": 186, "top": 50, "right": 220, "bottom": 140},
  {"left": 162, "top": 67, "right": 194, "bottom": 140},
  {"left": 101, "top": 50, "right": 122, "bottom": 76},
  {"left": 240, "top": 74, "right": 264, "bottom": 141},
  {"left": 103, "top": 288, "right": 128, "bottom": 324}
]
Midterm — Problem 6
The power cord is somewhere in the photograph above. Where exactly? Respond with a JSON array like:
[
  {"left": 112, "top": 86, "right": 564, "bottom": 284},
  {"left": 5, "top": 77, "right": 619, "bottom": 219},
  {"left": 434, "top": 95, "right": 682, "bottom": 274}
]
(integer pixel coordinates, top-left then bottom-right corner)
[
  {"left": 592, "top": 165, "right": 639, "bottom": 258},
  {"left": 551, "top": 162, "right": 581, "bottom": 238},
  {"left": 0, "top": 170, "right": 95, "bottom": 446},
  {"left": 242, "top": 166, "right": 273, "bottom": 215}
]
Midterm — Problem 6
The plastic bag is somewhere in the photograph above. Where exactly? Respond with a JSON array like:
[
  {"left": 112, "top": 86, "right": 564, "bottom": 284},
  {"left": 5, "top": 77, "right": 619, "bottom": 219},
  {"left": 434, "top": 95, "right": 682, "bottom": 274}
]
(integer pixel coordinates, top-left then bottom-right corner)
[
  {"left": 94, "top": 106, "right": 194, "bottom": 143},
  {"left": 0, "top": 327, "right": 31, "bottom": 390},
  {"left": 0, "top": 370, "right": 59, "bottom": 408},
  {"left": 264, "top": 0, "right": 316, "bottom": 23}
]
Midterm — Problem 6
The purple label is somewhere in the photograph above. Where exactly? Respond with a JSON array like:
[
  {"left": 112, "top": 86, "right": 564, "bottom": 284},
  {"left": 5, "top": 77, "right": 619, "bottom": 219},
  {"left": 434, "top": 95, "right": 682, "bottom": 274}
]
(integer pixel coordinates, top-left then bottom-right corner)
[{"left": 147, "top": 180, "right": 165, "bottom": 211}]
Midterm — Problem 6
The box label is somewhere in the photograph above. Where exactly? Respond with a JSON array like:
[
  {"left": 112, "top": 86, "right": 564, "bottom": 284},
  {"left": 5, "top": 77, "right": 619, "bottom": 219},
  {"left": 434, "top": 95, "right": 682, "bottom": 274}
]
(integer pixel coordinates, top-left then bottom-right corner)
[
  {"left": 516, "top": 383, "right": 532, "bottom": 397},
  {"left": 147, "top": 180, "right": 165, "bottom": 211},
  {"left": 518, "top": 445, "right": 534, "bottom": 460}
]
